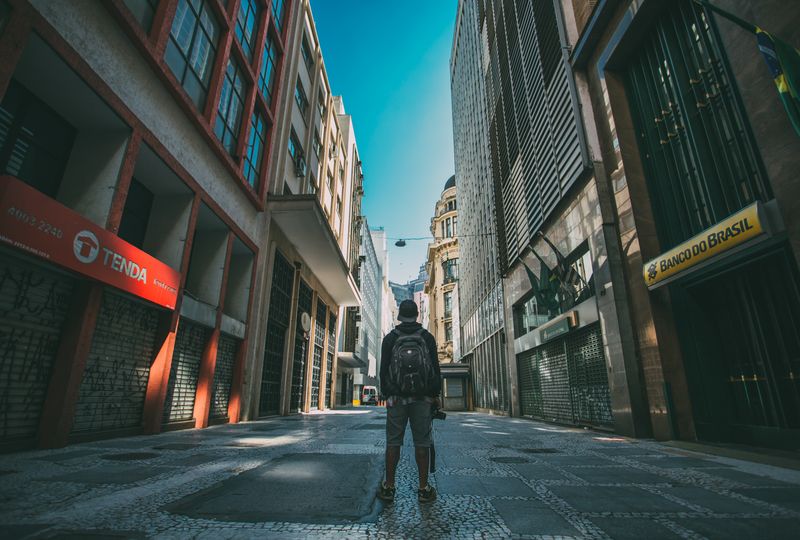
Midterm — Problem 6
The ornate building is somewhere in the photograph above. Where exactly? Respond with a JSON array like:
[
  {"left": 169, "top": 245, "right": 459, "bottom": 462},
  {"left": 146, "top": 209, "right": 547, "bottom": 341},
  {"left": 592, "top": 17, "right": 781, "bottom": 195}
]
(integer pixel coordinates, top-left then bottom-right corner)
[{"left": 425, "top": 175, "right": 468, "bottom": 410}]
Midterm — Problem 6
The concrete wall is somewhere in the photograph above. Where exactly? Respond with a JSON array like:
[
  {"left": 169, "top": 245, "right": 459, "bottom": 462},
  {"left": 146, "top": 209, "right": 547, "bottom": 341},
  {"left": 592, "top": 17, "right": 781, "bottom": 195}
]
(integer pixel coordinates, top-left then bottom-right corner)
[
  {"left": 31, "top": 0, "right": 263, "bottom": 243},
  {"left": 59, "top": 130, "right": 129, "bottom": 227}
]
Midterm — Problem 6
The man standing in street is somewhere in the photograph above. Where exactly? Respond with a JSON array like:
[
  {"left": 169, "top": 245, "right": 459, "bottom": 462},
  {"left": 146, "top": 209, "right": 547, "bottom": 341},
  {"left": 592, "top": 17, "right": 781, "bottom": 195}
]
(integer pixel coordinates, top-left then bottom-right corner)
[{"left": 377, "top": 299, "right": 441, "bottom": 504}]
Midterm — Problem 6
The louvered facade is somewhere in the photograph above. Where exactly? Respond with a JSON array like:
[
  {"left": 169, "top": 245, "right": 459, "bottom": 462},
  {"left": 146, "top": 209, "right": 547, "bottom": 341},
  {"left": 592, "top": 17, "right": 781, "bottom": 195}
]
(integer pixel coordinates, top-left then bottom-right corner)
[{"left": 480, "top": 0, "right": 588, "bottom": 272}]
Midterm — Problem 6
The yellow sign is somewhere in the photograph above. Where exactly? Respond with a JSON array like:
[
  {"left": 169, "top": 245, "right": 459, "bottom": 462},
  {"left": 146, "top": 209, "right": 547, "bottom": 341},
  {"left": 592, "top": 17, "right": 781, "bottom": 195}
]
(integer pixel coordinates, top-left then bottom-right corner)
[{"left": 643, "top": 203, "right": 765, "bottom": 289}]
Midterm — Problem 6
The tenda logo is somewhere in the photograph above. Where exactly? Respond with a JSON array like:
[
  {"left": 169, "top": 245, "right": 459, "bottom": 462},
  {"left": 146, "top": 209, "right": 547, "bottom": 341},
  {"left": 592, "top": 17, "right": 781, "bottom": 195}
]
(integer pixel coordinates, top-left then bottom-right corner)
[
  {"left": 73, "top": 230, "right": 99, "bottom": 263},
  {"left": 72, "top": 230, "right": 148, "bottom": 283}
]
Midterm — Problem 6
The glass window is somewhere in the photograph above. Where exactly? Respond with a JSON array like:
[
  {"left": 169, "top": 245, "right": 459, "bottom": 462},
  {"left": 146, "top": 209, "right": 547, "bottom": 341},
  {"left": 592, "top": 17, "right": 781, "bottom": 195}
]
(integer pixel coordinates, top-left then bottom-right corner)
[
  {"left": 443, "top": 258, "right": 458, "bottom": 282},
  {"left": 317, "top": 90, "right": 326, "bottom": 119},
  {"left": 165, "top": 0, "right": 220, "bottom": 109},
  {"left": 444, "top": 291, "right": 453, "bottom": 317},
  {"left": 259, "top": 33, "right": 280, "bottom": 106},
  {"left": 123, "top": 0, "right": 159, "bottom": 32},
  {"left": 235, "top": 0, "right": 261, "bottom": 62},
  {"left": 453, "top": 216, "right": 457, "bottom": 237},
  {"left": 301, "top": 34, "right": 314, "bottom": 70},
  {"left": 0, "top": 80, "right": 76, "bottom": 198},
  {"left": 289, "top": 129, "right": 305, "bottom": 176},
  {"left": 313, "top": 129, "right": 322, "bottom": 158},
  {"left": 294, "top": 77, "right": 308, "bottom": 118},
  {"left": 513, "top": 295, "right": 551, "bottom": 337},
  {"left": 271, "top": 0, "right": 285, "bottom": 34},
  {"left": 214, "top": 57, "right": 247, "bottom": 155},
  {"left": 445, "top": 321, "right": 453, "bottom": 342},
  {"left": 243, "top": 111, "right": 268, "bottom": 190},
  {"left": 446, "top": 217, "right": 452, "bottom": 238}
]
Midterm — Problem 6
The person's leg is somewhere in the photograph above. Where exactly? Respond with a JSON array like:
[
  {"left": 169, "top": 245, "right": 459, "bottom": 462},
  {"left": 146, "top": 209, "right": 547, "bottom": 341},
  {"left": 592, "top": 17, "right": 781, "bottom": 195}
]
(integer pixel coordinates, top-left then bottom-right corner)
[
  {"left": 384, "top": 402, "right": 408, "bottom": 487},
  {"left": 407, "top": 400, "right": 434, "bottom": 489},
  {"left": 385, "top": 445, "right": 401, "bottom": 487},
  {"left": 414, "top": 446, "right": 430, "bottom": 489}
]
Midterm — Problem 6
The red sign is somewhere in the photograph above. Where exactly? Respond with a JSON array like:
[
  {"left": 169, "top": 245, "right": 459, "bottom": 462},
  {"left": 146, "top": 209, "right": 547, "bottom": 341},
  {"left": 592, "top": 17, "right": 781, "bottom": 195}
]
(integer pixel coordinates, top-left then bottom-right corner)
[{"left": 0, "top": 175, "right": 180, "bottom": 309}]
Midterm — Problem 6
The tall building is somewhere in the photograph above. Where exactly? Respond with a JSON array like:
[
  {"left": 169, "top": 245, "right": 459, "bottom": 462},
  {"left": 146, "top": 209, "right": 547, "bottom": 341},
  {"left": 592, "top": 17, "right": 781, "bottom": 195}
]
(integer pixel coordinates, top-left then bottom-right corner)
[
  {"left": 449, "top": 1, "right": 507, "bottom": 415},
  {"left": 451, "top": 0, "right": 649, "bottom": 434},
  {"left": 563, "top": 0, "right": 800, "bottom": 449},
  {"left": 251, "top": 0, "right": 363, "bottom": 417},
  {"left": 424, "top": 175, "right": 469, "bottom": 410},
  {"left": 0, "top": 0, "right": 363, "bottom": 450}
]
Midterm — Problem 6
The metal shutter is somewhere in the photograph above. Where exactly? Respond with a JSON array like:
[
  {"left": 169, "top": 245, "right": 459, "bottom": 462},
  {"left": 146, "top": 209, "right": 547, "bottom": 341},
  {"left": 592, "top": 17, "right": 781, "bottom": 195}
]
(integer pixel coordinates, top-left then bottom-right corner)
[
  {"left": 260, "top": 250, "right": 293, "bottom": 416},
  {"left": 516, "top": 322, "right": 613, "bottom": 428},
  {"left": 567, "top": 324, "right": 613, "bottom": 427},
  {"left": 72, "top": 291, "right": 159, "bottom": 433},
  {"left": 310, "top": 300, "right": 327, "bottom": 410},
  {"left": 290, "top": 280, "right": 312, "bottom": 412},
  {"left": 210, "top": 333, "right": 238, "bottom": 419},
  {"left": 162, "top": 318, "right": 210, "bottom": 424},
  {"left": 0, "top": 253, "right": 75, "bottom": 441},
  {"left": 324, "top": 312, "right": 336, "bottom": 408}
]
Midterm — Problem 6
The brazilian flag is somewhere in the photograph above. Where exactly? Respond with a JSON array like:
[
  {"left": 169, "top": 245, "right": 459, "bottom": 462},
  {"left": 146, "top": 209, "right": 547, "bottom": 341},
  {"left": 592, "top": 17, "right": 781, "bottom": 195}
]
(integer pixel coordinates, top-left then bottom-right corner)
[
  {"left": 756, "top": 28, "right": 800, "bottom": 137},
  {"left": 696, "top": 0, "right": 800, "bottom": 137}
]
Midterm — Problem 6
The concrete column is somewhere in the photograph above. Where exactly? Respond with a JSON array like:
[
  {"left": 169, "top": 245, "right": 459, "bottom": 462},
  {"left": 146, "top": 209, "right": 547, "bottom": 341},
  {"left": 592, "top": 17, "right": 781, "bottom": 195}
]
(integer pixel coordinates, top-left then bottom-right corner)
[
  {"left": 37, "top": 282, "right": 104, "bottom": 448},
  {"left": 194, "top": 233, "right": 234, "bottom": 428}
]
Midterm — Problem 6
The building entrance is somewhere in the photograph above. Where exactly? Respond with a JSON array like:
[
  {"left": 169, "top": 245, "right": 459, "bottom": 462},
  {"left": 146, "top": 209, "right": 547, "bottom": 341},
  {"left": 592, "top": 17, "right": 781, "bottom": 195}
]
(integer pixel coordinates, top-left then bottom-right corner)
[{"left": 675, "top": 248, "right": 800, "bottom": 449}]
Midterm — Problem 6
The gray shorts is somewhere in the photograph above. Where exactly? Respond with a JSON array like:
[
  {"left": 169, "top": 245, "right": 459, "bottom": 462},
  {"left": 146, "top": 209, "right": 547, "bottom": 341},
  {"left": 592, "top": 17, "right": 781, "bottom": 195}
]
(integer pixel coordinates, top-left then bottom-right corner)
[{"left": 386, "top": 399, "right": 433, "bottom": 448}]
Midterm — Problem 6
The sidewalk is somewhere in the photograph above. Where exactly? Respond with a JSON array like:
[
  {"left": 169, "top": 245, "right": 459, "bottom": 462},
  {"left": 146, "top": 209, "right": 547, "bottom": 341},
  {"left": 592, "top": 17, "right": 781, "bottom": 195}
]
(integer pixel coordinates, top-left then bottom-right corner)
[{"left": 1, "top": 409, "right": 799, "bottom": 539}]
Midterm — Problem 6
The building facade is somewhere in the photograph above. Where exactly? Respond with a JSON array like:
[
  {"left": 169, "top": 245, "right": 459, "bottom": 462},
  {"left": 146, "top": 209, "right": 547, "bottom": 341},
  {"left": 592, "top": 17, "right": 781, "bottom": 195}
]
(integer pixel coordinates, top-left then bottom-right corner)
[
  {"left": 424, "top": 175, "right": 469, "bottom": 410},
  {"left": 249, "top": 0, "right": 362, "bottom": 418},
  {"left": 564, "top": 0, "right": 800, "bottom": 449},
  {"left": 449, "top": 4, "right": 508, "bottom": 415},
  {"left": 0, "top": 0, "right": 362, "bottom": 451},
  {"left": 451, "top": 0, "right": 650, "bottom": 434}
]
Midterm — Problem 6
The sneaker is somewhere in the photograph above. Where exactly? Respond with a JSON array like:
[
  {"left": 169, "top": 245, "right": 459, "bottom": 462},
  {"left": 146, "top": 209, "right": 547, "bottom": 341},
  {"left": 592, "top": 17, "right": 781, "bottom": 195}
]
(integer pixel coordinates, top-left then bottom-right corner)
[
  {"left": 418, "top": 484, "right": 437, "bottom": 503},
  {"left": 377, "top": 481, "right": 395, "bottom": 502}
]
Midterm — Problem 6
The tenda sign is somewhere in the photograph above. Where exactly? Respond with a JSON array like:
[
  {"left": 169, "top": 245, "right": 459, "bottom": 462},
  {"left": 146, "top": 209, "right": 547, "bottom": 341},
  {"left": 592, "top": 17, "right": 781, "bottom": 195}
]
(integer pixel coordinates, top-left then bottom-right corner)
[{"left": 0, "top": 175, "right": 180, "bottom": 310}]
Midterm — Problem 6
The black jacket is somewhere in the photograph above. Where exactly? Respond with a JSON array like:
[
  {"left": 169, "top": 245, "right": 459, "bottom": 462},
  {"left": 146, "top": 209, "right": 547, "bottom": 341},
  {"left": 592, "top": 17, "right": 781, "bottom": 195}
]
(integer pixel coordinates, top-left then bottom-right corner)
[{"left": 379, "top": 321, "right": 441, "bottom": 398}]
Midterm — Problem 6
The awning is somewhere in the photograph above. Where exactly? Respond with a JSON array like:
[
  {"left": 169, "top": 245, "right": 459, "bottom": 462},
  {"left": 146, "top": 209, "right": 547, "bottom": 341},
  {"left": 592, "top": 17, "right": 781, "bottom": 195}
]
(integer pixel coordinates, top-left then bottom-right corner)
[
  {"left": 440, "top": 363, "right": 470, "bottom": 377},
  {"left": 337, "top": 352, "right": 367, "bottom": 369},
  {"left": 268, "top": 195, "right": 361, "bottom": 306}
]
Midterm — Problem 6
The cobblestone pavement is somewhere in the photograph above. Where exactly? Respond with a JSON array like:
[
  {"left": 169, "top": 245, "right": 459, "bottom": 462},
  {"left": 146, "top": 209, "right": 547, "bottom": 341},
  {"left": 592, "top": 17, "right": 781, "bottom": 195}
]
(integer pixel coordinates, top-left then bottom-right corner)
[{"left": 2, "top": 409, "right": 800, "bottom": 539}]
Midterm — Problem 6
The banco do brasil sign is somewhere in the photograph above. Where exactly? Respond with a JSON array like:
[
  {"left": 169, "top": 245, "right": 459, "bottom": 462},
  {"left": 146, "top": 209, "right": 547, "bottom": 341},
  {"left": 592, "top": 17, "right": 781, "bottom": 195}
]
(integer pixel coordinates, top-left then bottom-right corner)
[{"left": 643, "top": 202, "right": 770, "bottom": 290}]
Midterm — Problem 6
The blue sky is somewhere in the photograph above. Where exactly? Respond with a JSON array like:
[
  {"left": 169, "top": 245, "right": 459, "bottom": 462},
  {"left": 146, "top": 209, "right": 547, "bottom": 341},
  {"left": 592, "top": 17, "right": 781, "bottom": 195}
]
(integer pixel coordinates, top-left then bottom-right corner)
[{"left": 309, "top": 0, "right": 458, "bottom": 284}]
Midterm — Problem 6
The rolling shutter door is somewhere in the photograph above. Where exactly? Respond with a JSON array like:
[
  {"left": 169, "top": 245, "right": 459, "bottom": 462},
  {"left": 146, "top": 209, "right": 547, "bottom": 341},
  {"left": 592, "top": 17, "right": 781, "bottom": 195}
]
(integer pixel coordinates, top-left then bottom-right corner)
[
  {"left": 260, "top": 250, "right": 293, "bottom": 416},
  {"left": 516, "top": 322, "right": 613, "bottom": 428},
  {"left": 290, "top": 280, "right": 312, "bottom": 411},
  {"left": 324, "top": 312, "right": 336, "bottom": 408},
  {"left": 0, "top": 252, "right": 75, "bottom": 442},
  {"left": 210, "top": 333, "right": 238, "bottom": 419},
  {"left": 567, "top": 324, "right": 613, "bottom": 427},
  {"left": 310, "top": 300, "right": 326, "bottom": 410},
  {"left": 72, "top": 290, "right": 159, "bottom": 433},
  {"left": 162, "top": 318, "right": 210, "bottom": 424}
]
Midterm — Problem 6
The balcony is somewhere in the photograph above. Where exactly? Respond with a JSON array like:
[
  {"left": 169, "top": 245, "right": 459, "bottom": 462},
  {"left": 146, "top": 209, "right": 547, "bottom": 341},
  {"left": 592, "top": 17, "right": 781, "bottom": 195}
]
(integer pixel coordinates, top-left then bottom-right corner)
[{"left": 267, "top": 195, "right": 361, "bottom": 306}]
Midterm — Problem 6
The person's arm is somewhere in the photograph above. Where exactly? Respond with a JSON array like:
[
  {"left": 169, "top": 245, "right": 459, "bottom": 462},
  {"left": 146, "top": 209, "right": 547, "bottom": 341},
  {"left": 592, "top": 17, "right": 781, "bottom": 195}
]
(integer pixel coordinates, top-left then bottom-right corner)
[
  {"left": 379, "top": 332, "right": 394, "bottom": 397},
  {"left": 427, "top": 332, "right": 442, "bottom": 398}
]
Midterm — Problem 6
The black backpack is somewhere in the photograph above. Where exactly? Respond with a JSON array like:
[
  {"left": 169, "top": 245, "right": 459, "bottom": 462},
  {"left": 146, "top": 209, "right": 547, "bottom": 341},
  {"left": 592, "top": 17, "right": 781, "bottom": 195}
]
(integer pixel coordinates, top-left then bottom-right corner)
[{"left": 388, "top": 328, "right": 435, "bottom": 396}]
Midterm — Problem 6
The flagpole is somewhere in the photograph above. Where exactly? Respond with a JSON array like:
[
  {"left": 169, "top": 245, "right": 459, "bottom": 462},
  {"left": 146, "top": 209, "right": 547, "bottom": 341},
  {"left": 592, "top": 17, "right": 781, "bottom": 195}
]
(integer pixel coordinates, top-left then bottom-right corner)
[{"left": 692, "top": 0, "right": 757, "bottom": 34}]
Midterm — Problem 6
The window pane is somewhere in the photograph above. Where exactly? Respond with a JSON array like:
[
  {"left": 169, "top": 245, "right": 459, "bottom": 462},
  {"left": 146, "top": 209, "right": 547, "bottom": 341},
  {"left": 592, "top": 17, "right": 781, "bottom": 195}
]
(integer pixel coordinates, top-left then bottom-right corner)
[
  {"left": 214, "top": 58, "right": 247, "bottom": 155},
  {"left": 235, "top": 0, "right": 260, "bottom": 61},
  {"left": 244, "top": 112, "right": 268, "bottom": 189},
  {"left": 259, "top": 34, "right": 280, "bottom": 105},
  {"left": 166, "top": 0, "right": 219, "bottom": 109}
]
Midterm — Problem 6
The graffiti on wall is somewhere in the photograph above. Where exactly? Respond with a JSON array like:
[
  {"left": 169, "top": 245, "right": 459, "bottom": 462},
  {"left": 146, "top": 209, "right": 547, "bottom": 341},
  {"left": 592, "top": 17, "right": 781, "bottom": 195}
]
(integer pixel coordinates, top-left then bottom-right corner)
[{"left": 0, "top": 259, "right": 74, "bottom": 440}]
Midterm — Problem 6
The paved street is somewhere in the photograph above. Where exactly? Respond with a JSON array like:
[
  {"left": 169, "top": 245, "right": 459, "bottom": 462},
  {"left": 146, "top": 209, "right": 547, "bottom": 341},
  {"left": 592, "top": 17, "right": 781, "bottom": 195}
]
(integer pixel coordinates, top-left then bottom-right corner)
[{"left": 2, "top": 409, "right": 800, "bottom": 539}]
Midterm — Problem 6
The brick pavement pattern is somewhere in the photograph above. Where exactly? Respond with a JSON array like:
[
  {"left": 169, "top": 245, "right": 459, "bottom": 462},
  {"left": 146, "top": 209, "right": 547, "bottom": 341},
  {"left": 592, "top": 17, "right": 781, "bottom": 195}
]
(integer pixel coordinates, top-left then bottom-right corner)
[{"left": 2, "top": 409, "right": 800, "bottom": 539}]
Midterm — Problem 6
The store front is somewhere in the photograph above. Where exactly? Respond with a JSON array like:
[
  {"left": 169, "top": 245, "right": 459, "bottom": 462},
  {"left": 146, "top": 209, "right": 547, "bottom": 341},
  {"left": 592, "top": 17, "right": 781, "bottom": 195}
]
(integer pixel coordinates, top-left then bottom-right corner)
[{"left": 621, "top": 0, "right": 800, "bottom": 449}]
